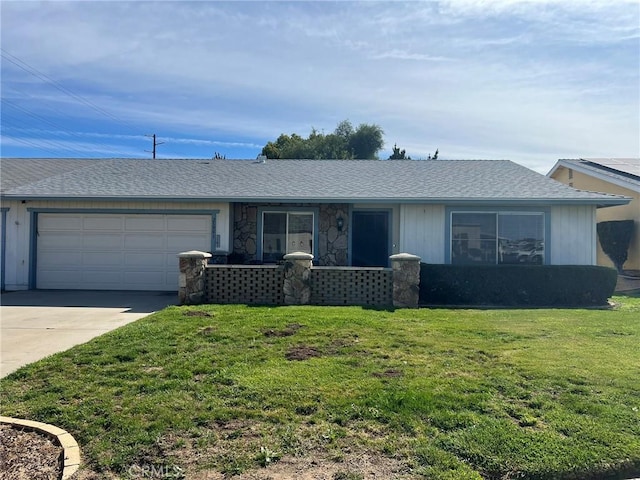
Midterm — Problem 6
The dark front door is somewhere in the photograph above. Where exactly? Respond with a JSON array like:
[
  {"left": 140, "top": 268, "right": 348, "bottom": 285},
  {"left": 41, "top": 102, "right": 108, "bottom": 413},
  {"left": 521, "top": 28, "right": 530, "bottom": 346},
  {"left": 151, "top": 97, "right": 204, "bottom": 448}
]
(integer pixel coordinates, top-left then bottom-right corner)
[{"left": 352, "top": 211, "right": 390, "bottom": 267}]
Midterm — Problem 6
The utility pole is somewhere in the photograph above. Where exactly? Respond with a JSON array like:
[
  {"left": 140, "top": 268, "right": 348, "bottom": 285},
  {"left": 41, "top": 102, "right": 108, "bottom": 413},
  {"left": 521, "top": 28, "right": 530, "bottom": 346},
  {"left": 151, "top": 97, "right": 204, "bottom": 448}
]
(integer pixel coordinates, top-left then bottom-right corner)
[{"left": 145, "top": 134, "right": 164, "bottom": 159}]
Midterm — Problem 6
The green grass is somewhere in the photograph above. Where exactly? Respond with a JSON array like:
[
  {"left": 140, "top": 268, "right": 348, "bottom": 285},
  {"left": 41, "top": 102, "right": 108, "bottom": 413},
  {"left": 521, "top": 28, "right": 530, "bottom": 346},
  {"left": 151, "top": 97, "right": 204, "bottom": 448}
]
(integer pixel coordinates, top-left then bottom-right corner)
[{"left": 2, "top": 296, "right": 640, "bottom": 479}]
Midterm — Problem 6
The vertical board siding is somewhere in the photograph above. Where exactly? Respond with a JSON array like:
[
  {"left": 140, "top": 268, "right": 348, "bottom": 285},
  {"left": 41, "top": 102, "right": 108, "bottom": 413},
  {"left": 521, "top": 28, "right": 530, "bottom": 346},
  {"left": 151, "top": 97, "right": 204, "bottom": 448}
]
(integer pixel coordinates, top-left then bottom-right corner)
[
  {"left": 400, "top": 205, "right": 445, "bottom": 263},
  {"left": 3, "top": 201, "right": 28, "bottom": 289},
  {"left": 550, "top": 205, "right": 596, "bottom": 265}
]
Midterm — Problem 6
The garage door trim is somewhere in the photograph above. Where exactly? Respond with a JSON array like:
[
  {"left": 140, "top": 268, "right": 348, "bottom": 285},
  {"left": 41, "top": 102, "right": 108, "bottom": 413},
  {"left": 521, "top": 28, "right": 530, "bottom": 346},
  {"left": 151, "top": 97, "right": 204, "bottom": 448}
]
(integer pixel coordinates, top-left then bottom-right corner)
[{"left": 28, "top": 208, "right": 219, "bottom": 289}]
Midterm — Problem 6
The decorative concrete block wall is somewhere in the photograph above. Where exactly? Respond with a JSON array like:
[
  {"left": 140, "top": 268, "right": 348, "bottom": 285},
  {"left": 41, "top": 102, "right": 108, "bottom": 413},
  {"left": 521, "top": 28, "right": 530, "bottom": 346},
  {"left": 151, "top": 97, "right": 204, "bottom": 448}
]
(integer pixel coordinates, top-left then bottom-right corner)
[
  {"left": 205, "top": 265, "right": 284, "bottom": 304},
  {"left": 310, "top": 267, "right": 393, "bottom": 306},
  {"left": 183, "top": 252, "right": 422, "bottom": 308}
]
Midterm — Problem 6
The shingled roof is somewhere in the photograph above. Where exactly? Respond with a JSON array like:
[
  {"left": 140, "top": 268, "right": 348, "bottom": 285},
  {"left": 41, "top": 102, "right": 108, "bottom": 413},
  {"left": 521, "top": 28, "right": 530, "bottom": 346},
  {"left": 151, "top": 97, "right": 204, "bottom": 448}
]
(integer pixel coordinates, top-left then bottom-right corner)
[
  {"left": 0, "top": 158, "right": 630, "bottom": 206},
  {"left": 0, "top": 158, "right": 97, "bottom": 193}
]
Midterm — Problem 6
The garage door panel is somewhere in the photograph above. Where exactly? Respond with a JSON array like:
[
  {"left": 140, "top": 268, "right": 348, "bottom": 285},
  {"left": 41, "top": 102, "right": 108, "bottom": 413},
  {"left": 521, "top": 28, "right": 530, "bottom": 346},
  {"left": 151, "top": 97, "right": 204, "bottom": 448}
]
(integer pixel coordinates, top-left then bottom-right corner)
[
  {"left": 40, "top": 216, "right": 82, "bottom": 230},
  {"left": 83, "top": 216, "right": 123, "bottom": 230},
  {"left": 124, "top": 233, "right": 165, "bottom": 250},
  {"left": 125, "top": 216, "right": 165, "bottom": 231},
  {"left": 82, "top": 271, "right": 122, "bottom": 285},
  {"left": 124, "top": 252, "right": 166, "bottom": 266},
  {"left": 166, "top": 254, "right": 179, "bottom": 268},
  {"left": 167, "top": 217, "right": 211, "bottom": 232},
  {"left": 125, "top": 271, "right": 166, "bottom": 287},
  {"left": 83, "top": 252, "right": 124, "bottom": 266},
  {"left": 83, "top": 234, "right": 122, "bottom": 249},
  {"left": 39, "top": 252, "right": 82, "bottom": 266},
  {"left": 38, "top": 270, "right": 79, "bottom": 285},
  {"left": 37, "top": 213, "right": 212, "bottom": 290},
  {"left": 39, "top": 233, "right": 83, "bottom": 249}
]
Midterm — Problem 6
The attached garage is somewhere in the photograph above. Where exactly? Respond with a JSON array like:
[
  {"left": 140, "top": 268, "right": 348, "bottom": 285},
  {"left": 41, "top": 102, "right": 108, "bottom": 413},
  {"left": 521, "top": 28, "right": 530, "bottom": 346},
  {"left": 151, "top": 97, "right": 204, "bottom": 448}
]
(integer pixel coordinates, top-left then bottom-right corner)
[{"left": 35, "top": 213, "right": 213, "bottom": 291}]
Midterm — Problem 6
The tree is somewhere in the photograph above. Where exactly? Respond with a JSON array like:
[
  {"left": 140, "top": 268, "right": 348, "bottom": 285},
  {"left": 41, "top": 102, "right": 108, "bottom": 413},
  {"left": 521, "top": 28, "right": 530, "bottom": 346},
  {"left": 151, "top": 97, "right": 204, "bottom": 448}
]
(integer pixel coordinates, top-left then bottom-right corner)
[
  {"left": 389, "top": 143, "right": 411, "bottom": 160},
  {"left": 260, "top": 120, "right": 384, "bottom": 159},
  {"left": 596, "top": 220, "right": 635, "bottom": 273},
  {"left": 334, "top": 119, "right": 354, "bottom": 139},
  {"left": 427, "top": 148, "right": 439, "bottom": 160},
  {"left": 348, "top": 123, "right": 384, "bottom": 159}
]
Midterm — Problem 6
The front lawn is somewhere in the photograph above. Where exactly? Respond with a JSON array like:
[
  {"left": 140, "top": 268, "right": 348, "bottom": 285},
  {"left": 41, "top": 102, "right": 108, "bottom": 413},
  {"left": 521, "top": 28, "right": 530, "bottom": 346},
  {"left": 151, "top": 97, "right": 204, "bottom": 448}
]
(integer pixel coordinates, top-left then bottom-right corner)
[{"left": 1, "top": 297, "right": 639, "bottom": 479}]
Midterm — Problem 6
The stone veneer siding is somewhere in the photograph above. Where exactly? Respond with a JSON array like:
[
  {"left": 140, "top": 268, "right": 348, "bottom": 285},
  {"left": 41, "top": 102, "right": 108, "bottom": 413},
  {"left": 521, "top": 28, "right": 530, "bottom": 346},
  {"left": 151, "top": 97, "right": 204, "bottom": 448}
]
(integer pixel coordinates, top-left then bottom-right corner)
[{"left": 232, "top": 203, "right": 349, "bottom": 266}]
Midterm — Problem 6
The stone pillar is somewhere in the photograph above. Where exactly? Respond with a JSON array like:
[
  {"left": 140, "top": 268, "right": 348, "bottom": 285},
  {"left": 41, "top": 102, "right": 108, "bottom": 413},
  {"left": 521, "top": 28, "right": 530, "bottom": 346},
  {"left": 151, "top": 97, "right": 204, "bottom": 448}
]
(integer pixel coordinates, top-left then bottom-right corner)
[
  {"left": 390, "top": 253, "right": 422, "bottom": 308},
  {"left": 177, "top": 251, "right": 212, "bottom": 305},
  {"left": 283, "top": 252, "right": 314, "bottom": 305}
]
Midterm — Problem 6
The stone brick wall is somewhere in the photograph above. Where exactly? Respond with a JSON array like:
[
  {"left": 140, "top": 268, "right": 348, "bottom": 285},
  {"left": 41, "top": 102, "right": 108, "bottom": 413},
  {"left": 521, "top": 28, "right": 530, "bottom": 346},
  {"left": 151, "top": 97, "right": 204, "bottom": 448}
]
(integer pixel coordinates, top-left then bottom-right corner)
[
  {"left": 318, "top": 204, "right": 349, "bottom": 266},
  {"left": 232, "top": 203, "right": 349, "bottom": 266},
  {"left": 232, "top": 203, "right": 258, "bottom": 263}
]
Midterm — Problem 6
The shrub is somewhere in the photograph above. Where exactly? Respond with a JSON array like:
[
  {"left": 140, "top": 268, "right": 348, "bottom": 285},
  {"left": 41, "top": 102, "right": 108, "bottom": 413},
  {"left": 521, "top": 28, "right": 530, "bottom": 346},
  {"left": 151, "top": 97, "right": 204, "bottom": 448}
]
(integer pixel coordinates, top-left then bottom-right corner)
[
  {"left": 419, "top": 264, "right": 617, "bottom": 307},
  {"left": 597, "top": 220, "right": 635, "bottom": 273}
]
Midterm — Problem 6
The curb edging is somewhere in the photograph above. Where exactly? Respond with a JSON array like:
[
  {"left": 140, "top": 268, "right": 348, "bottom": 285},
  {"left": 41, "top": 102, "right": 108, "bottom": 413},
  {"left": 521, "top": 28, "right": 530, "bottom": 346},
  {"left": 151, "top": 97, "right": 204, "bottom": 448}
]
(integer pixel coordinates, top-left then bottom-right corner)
[{"left": 0, "top": 415, "right": 80, "bottom": 479}]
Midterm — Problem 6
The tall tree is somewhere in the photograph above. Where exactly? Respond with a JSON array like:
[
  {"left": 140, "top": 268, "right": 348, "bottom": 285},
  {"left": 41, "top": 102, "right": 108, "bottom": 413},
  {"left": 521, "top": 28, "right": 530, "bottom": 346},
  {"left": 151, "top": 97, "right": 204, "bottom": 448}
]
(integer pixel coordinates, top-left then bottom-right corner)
[{"left": 260, "top": 120, "right": 384, "bottom": 159}]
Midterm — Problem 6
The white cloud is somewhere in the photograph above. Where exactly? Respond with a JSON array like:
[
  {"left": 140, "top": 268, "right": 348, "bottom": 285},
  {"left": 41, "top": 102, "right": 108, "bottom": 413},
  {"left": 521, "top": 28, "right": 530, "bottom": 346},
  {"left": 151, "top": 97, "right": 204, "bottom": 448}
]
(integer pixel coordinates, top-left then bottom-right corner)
[{"left": 1, "top": 0, "right": 638, "bottom": 170}]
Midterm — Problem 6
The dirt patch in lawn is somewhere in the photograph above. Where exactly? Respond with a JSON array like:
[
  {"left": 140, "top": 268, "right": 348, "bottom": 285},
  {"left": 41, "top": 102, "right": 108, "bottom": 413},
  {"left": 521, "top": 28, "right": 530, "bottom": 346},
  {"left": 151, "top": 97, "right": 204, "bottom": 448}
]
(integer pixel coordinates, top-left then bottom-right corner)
[
  {"left": 264, "top": 323, "right": 305, "bottom": 338},
  {"left": 372, "top": 369, "right": 403, "bottom": 378},
  {"left": 189, "top": 452, "right": 415, "bottom": 479},
  {"left": 72, "top": 420, "right": 418, "bottom": 479},
  {"left": 0, "top": 424, "right": 63, "bottom": 480},
  {"left": 285, "top": 345, "right": 322, "bottom": 361}
]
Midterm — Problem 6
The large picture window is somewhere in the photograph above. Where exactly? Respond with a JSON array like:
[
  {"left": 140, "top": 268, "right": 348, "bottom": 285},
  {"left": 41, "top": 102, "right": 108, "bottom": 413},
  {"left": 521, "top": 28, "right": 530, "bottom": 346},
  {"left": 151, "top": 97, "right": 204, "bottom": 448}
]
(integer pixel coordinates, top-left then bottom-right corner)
[
  {"left": 451, "top": 212, "right": 544, "bottom": 265},
  {"left": 262, "top": 211, "right": 314, "bottom": 263}
]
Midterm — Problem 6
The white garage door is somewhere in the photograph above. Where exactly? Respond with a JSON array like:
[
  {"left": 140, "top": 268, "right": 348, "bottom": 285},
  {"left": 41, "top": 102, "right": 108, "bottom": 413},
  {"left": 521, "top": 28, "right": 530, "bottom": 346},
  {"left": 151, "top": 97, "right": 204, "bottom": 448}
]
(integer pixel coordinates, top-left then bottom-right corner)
[{"left": 36, "top": 213, "right": 212, "bottom": 290}]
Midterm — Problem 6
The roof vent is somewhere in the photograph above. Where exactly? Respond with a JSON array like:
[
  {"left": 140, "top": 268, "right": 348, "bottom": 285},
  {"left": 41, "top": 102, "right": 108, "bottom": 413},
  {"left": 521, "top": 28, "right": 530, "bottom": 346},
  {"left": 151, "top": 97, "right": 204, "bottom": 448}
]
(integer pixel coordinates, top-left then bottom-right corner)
[{"left": 256, "top": 155, "right": 267, "bottom": 164}]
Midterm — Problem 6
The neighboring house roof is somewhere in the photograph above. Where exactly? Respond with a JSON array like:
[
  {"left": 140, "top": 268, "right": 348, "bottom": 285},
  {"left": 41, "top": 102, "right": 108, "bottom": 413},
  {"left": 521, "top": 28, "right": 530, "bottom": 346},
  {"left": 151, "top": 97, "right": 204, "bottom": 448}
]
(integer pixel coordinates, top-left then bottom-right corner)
[
  {"left": 0, "top": 158, "right": 631, "bottom": 206},
  {"left": 547, "top": 158, "right": 640, "bottom": 193}
]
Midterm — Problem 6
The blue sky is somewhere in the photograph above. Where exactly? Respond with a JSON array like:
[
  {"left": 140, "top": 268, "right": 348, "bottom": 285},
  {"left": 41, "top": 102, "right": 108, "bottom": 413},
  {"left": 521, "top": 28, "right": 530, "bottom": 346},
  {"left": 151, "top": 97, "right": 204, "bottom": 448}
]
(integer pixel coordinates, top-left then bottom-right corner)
[{"left": 1, "top": 1, "right": 638, "bottom": 173}]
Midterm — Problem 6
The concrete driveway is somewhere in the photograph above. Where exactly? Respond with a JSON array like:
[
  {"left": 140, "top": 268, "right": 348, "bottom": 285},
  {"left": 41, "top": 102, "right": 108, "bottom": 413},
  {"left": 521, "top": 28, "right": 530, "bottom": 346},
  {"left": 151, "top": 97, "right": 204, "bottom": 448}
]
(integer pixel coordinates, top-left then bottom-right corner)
[{"left": 0, "top": 290, "right": 176, "bottom": 378}]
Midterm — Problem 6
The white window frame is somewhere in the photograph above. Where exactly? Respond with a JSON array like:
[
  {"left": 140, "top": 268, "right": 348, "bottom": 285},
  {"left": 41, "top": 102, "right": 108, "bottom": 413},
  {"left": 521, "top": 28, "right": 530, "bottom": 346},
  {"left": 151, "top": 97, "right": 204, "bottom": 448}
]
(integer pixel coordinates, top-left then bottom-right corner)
[{"left": 260, "top": 210, "right": 315, "bottom": 263}]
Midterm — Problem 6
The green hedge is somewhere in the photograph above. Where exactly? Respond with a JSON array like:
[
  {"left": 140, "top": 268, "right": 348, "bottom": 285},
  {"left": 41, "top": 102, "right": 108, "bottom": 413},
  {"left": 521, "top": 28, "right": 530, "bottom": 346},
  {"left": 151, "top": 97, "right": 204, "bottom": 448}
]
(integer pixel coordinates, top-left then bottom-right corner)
[{"left": 420, "top": 264, "right": 618, "bottom": 307}]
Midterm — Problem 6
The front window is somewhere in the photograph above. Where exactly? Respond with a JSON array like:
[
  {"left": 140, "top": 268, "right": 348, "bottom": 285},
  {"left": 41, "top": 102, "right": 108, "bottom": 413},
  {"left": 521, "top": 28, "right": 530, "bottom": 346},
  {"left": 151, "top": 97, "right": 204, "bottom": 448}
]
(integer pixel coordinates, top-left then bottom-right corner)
[
  {"left": 262, "top": 211, "right": 313, "bottom": 262},
  {"left": 452, "top": 212, "right": 544, "bottom": 265}
]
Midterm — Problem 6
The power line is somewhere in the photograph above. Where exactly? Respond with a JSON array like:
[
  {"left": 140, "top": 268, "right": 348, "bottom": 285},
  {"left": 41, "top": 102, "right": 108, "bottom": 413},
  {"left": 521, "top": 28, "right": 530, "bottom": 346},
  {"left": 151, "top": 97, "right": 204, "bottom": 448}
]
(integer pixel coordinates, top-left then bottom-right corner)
[
  {"left": 1, "top": 97, "right": 136, "bottom": 157},
  {"left": 1, "top": 48, "right": 139, "bottom": 133},
  {"left": 2, "top": 112, "right": 98, "bottom": 157},
  {"left": 2, "top": 84, "right": 141, "bottom": 156},
  {"left": 1, "top": 134, "right": 69, "bottom": 157},
  {"left": 1, "top": 130, "right": 92, "bottom": 157}
]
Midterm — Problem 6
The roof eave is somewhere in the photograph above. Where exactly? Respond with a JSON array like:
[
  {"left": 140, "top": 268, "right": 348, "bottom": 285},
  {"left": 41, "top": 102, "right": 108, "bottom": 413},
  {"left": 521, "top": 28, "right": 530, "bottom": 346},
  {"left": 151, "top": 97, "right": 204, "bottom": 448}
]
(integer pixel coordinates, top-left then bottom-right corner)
[{"left": 0, "top": 194, "right": 631, "bottom": 207}]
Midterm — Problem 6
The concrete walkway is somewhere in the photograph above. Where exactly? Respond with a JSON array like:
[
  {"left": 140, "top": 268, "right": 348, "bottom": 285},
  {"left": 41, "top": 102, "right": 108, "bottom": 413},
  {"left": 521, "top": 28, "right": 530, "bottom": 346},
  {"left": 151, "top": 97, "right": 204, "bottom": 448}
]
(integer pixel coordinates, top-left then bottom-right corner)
[
  {"left": 616, "top": 274, "right": 640, "bottom": 293},
  {"left": 0, "top": 290, "right": 176, "bottom": 378}
]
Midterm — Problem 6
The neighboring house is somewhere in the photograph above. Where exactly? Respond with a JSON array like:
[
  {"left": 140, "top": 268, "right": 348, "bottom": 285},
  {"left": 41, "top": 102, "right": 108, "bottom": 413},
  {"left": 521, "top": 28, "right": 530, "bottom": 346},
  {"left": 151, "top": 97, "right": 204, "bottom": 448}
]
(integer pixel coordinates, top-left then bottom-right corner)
[
  {"left": 0, "top": 158, "right": 630, "bottom": 292},
  {"left": 548, "top": 158, "right": 640, "bottom": 272}
]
